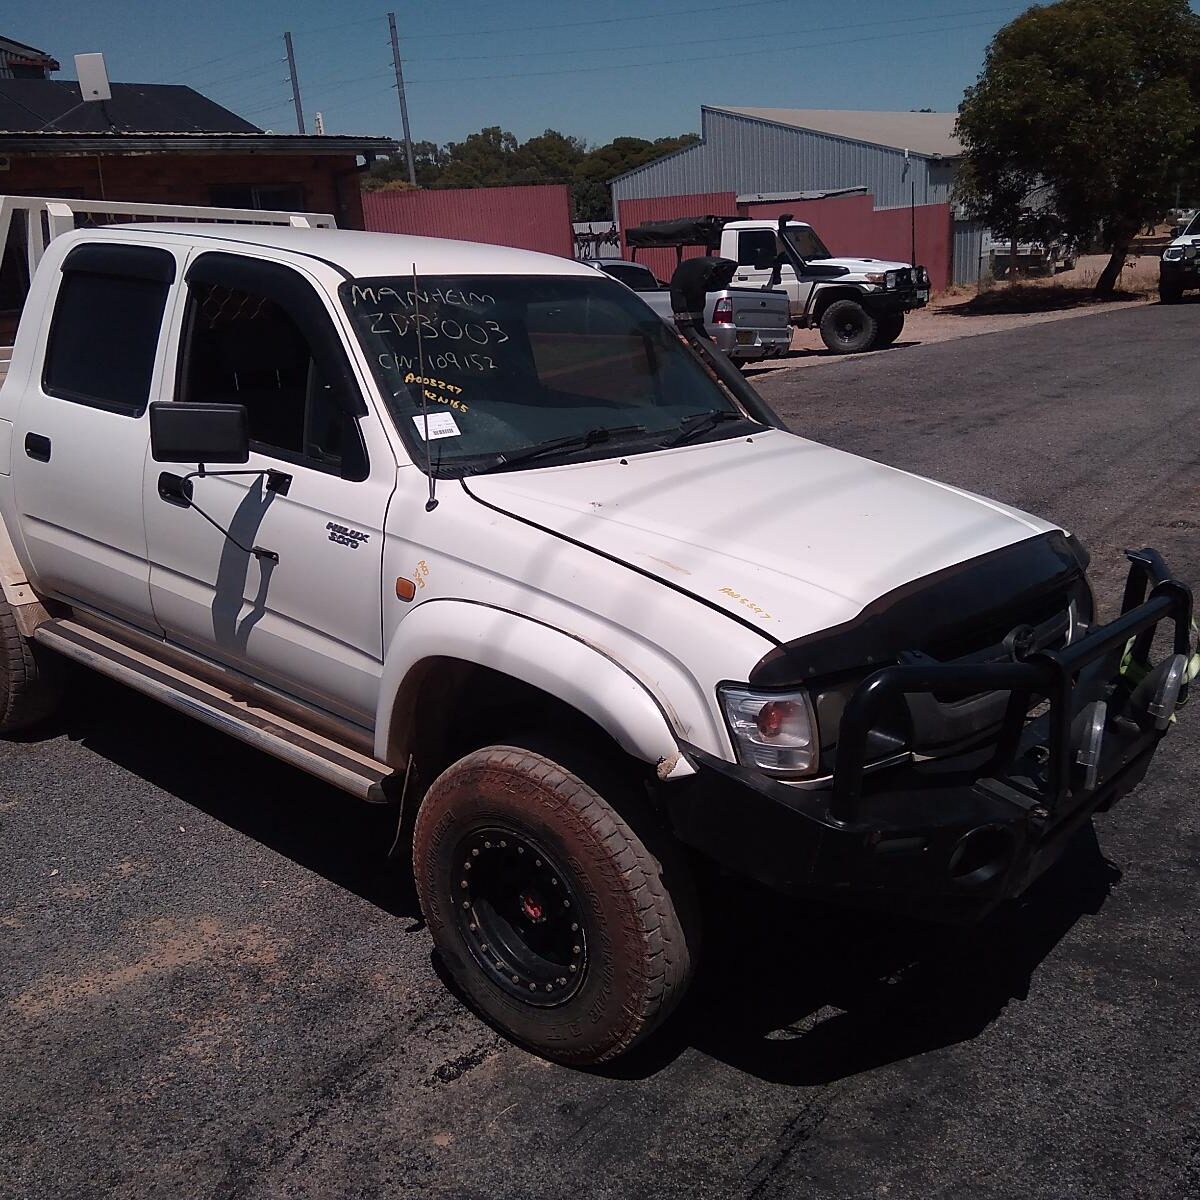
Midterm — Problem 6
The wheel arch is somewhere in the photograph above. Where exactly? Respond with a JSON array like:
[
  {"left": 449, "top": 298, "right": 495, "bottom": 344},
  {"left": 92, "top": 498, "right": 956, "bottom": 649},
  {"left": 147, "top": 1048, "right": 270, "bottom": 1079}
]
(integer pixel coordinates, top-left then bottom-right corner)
[
  {"left": 809, "top": 285, "right": 869, "bottom": 324},
  {"left": 376, "top": 600, "right": 693, "bottom": 782}
]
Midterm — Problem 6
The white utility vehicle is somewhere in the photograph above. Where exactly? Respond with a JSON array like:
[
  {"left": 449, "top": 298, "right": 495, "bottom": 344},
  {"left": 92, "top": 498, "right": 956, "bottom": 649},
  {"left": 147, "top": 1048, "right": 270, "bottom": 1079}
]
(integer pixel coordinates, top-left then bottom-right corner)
[
  {"left": 582, "top": 255, "right": 792, "bottom": 365},
  {"left": 627, "top": 214, "right": 931, "bottom": 353},
  {"left": 0, "top": 211, "right": 1192, "bottom": 1066},
  {"left": 1159, "top": 210, "right": 1200, "bottom": 302}
]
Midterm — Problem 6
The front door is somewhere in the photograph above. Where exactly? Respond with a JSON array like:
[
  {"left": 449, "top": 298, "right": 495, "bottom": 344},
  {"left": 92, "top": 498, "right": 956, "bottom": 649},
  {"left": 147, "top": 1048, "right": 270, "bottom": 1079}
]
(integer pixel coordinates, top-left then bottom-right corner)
[
  {"left": 732, "top": 227, "right": 814, "bottom": 318},
  {"left": 143, "top": 251, "right": 396, "bottom": 727},
  {"left": 11, "top": 240, "right": 182, "bottom": 632}
]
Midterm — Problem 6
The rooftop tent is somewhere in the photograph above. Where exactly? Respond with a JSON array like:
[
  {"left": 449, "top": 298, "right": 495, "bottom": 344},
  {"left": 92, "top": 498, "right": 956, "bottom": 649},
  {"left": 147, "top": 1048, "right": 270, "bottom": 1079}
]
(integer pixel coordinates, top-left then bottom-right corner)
[{"left": 623, "top": 215, "right": 735, "bottom": 251}]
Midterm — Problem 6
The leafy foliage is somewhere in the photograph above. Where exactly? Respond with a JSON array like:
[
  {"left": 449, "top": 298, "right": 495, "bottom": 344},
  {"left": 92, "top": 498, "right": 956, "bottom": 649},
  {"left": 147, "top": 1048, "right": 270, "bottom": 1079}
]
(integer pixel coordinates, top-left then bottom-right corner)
[
  {"left": 955, "top": 0, "right": 1200, "bottom": 292},
  {"left": 362, "top": 127, "right": 700, "bottom": 220}
]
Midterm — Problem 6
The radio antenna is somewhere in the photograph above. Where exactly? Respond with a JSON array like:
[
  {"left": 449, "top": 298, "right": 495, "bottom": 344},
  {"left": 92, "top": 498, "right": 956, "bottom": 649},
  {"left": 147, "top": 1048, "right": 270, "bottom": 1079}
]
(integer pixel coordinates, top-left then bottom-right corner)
[{"left": 412, "top": 261, "right": 438, "bottom": 513}]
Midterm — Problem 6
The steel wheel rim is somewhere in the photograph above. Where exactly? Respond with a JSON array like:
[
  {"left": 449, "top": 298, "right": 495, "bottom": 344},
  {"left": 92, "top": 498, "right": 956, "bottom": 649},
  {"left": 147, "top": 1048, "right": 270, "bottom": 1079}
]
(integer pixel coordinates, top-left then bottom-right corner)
[
  {"left": 452, "top": 825, "right": 589, "bottom": 1008},
  {"left": 837, "top": 312, "right": 864, "bottom": 342}
]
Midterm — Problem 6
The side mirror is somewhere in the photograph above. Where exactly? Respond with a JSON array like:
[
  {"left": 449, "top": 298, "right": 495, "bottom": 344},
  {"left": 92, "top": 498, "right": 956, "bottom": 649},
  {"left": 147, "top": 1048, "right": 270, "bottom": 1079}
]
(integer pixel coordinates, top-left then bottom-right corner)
[
  {"left": 752, "top": 253, "right": 777, "bottom": 270},
  {"left": 149, "top": 402, "right": 249, "bottom": 465}
]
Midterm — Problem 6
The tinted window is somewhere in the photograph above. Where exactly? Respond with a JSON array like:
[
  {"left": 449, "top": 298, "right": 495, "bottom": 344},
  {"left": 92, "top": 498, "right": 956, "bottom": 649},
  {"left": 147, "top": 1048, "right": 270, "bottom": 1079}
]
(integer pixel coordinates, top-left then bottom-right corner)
[
  {"left": 181, "top": 281, "right": 366, "bottom": 479},
  {"left": 599, "top": 262, "right": 660, "bottom": 291},
  {"left": 43, "top": 271, "right": 170, "bottom": 415},
  {"left": 737, "top": 230, "right": 778, "bottom": 268}
]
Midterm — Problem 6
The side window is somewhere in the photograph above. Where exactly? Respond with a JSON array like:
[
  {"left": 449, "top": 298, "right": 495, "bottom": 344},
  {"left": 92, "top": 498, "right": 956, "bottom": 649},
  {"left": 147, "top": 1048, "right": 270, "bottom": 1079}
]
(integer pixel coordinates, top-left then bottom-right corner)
[
  {"left": 737, "top": 229, "right": 778, "bottom": 270},
  {"left": 43, "top": 244, "right": 175, "bottom": 416},
  {"left": 179, "top": 257, "right": 367, "bottom": 480}
]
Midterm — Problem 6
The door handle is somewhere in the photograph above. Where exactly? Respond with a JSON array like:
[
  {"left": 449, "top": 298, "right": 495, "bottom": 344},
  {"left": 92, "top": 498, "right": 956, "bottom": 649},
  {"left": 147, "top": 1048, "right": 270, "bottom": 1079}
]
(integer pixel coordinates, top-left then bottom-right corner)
[
  {"left": 24, "top": 433, "right": 51, "bottom": 462},
  {"left": 157, "top": 471, "right": 193, "bottom": 507}
]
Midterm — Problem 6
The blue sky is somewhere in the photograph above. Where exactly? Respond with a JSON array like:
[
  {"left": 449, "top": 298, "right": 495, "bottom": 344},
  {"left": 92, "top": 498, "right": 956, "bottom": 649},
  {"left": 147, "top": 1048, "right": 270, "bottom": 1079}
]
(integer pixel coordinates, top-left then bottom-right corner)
[{"left": 10, "top": 1, "right": 1200, "bottom": 146}]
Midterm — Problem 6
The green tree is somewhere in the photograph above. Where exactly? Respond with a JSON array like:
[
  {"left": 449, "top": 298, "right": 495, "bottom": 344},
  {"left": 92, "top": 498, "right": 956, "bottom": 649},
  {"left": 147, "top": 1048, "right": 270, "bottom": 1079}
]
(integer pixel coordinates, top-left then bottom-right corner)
[
  {"left": 513, "top": 129, "right": 586, "bottom": 185},
  {"left": 955, "top": 0, "right": 1200, "bottom": 294}
]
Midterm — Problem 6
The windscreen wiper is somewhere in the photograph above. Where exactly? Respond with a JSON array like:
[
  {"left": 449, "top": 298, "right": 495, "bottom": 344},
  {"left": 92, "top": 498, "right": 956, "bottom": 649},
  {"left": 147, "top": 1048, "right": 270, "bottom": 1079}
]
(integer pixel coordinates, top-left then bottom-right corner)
[
  {"left": 660, "top": 409, "right": 753, "bottom": 449},
  {"left": 493, "top": 424, "right": 650, "bottom": 471}
]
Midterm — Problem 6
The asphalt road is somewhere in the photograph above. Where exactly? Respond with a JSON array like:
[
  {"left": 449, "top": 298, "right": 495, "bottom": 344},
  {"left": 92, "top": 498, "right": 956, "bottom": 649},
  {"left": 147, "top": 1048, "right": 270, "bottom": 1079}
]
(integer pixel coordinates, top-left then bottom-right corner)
[{"left": 4, "top": 303, "right": 1199, "bottom": 1200}]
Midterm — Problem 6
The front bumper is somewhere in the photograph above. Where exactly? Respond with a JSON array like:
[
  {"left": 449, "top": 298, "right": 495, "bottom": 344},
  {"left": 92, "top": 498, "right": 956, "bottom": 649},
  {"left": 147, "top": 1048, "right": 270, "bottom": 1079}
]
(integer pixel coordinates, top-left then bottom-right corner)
[
  {"left": 1160, "top": 258, "right": 1199, "bottom": 285},
  {"left": 862, "top": 286, "right": 928, "bottom": 316},
  {"left": 662, "top": 551, "right": 1192, "bottom": 923}
]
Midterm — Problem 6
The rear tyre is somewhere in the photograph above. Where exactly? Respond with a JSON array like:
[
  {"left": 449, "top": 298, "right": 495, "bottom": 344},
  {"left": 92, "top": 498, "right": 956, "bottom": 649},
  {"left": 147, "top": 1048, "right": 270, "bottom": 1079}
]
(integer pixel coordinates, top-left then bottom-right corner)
[
  {"left": 875, "top": 312, "right": 905, "bottom": 347},
  {"left": 1159, "top": 281, "right": 1184, "bottom": 304},
  {"left": 0, "top": 596, "right": 60, "bottom": 734},
  {"left": 819, "top": 299, "right": 879, "bottom": 354},
  {"left": 413, "top": 742, "right": 699, "bottom": 1065}
]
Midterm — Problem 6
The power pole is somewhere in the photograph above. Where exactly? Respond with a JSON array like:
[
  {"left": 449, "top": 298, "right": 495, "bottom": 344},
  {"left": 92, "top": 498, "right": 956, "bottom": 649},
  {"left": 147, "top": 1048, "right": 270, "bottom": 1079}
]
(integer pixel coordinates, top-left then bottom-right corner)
[
  {"left": 284, "top": 31, "right": 305, "bottom": 134},
  {"left": 388, "top": 12, "right": 417, "bottom": 185}
]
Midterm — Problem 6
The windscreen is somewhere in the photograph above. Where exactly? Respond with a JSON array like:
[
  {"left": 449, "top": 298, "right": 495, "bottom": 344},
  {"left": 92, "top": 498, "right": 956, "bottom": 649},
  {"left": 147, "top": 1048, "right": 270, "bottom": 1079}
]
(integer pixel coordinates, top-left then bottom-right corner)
[
  {"left": 342, "top": 275, "right": 740, "bottom": 472},
  {"left": 783, "top": 225, "right": 833, "bottom": 261},
  {"left": 1185, "top": 213, "right": 1200, "bottom": 237}
]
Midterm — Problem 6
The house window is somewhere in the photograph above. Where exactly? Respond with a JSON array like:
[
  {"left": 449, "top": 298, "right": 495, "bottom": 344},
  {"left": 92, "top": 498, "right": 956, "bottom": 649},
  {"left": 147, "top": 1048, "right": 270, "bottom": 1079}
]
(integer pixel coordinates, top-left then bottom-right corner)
[{"left": 209, "top": 184, "right": 306, "bottom": 212}]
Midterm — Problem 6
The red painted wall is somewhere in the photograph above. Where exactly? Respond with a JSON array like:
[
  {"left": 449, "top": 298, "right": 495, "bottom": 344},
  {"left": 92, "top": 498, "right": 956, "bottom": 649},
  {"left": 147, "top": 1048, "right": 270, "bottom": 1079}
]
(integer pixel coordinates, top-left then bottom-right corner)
[
  {"left": 616, "top": 192, "right": 738, "bottom": 282},
  {"left": 362, "top": 184, "right": 574, "bottom": 258},
  {"left": 739, "top": 196, "right": 953, "bottom": 291}
]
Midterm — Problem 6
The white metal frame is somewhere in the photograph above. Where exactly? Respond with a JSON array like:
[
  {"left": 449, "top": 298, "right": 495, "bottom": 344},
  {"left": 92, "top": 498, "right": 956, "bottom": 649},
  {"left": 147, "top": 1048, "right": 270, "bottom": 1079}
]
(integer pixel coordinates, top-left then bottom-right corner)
[{"left": 0, "top": 194, "right": 337, "bottom": 282}]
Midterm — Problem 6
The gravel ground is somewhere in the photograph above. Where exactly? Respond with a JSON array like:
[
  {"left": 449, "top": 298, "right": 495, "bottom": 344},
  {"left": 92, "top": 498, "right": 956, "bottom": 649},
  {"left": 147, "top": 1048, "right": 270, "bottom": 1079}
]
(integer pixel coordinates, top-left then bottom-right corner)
[{"left": 3, "top": 299, "right": 1199, "bottom": 1199}]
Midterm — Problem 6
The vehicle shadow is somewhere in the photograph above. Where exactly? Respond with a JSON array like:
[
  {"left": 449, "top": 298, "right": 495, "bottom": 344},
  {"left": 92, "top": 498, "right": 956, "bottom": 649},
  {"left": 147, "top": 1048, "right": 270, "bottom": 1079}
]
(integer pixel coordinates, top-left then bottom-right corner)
[
  {"left": 743, "top": 341, "right": 922, "bottom": 374},
  {"left": 606, "top": 825, "right": 1119, "bottom": 1085},
  {"left": 45, "top": 668, "right": 422, "bottom": 921},
  {"left": 43, "top": 670, "right": 1120, "bottom": 1085}
]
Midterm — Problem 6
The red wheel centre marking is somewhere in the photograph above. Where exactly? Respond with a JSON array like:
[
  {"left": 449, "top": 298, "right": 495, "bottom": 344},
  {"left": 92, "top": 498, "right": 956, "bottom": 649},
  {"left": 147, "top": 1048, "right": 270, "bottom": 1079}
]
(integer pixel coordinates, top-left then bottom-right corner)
[{"left": 521, "top": 894, "right": 544, "bottom": 921}]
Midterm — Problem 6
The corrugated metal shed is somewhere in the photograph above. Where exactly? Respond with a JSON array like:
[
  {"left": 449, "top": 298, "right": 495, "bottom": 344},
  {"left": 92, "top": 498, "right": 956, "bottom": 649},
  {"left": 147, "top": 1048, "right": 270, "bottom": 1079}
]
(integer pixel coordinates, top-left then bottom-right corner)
[
  {"left": 612, "top": 107, "right": 959, "bottom": 210},
  {"left": 953, "top": 219, "right": 988, "bottom": 286}
]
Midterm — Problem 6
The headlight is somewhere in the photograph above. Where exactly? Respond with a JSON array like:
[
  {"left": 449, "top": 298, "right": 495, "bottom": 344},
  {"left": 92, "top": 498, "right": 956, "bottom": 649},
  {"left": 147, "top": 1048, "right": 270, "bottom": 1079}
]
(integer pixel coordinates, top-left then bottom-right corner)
[
  {"left": 1164, "top": 247, "right": 1184, "bottom": 261},
  {"left": 885, "top": 270, "right": 898, "bottom": 289},
  {"left": 718, "top": 685, "right": 818, "bottom": 776}
]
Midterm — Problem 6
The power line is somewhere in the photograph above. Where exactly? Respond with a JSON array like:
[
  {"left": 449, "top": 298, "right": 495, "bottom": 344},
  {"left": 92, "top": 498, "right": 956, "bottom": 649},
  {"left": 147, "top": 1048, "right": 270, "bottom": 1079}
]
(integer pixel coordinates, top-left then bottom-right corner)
[
  {"left": 298, "top": 13, "right": 1015, "bottom": 103},
  {"left": 409, "top": 3, "right": 1022, "bottom": 64}
]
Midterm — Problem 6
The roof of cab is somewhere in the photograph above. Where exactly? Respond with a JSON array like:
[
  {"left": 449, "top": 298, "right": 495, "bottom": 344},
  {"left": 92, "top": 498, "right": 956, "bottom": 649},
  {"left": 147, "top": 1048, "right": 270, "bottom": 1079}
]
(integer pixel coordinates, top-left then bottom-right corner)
[{"left": 87, "top": 224, "right": 596, "bottom": 279}]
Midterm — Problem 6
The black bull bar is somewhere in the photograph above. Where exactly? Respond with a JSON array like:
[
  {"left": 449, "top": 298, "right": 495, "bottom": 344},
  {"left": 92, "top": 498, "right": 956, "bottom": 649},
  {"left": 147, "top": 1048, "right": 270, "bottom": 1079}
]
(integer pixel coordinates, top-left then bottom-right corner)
[
  {"left": 830, "top": 549, "right": 1193, "bottom": 827},
  {"left": 665, "top": 550, "right": 1192, "bottom": 920}
]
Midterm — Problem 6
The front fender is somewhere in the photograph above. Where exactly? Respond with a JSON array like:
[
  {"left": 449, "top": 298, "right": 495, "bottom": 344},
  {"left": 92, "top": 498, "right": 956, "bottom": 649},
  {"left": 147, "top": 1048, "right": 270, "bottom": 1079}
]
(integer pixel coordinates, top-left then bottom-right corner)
[{"left": 376, "top": 599, "right": 693, "bottom": 776}]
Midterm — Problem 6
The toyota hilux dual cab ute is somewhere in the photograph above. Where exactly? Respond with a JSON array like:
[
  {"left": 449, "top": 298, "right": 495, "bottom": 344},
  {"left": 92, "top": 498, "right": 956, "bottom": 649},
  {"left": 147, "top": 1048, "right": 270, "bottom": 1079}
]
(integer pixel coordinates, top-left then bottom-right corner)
[
  {"left": 627, "top": 214, "right": 931, "bottom": 354},
  {"left": 0, "top": 219, "right": 1193, "bottom": 1066},
  {"left": 581, "top": 256, "right": 793, "bottom": 365}
]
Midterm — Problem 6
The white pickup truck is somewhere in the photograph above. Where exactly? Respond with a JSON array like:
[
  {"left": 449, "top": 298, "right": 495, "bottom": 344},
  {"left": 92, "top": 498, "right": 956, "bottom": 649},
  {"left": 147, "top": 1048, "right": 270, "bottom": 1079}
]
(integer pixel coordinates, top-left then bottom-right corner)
[
  {"left": 627, "top": 214, "right": 931, "bottom": 354},
  {"left": 0, "top": 213, "right": 1192, "bottom": 1066}
]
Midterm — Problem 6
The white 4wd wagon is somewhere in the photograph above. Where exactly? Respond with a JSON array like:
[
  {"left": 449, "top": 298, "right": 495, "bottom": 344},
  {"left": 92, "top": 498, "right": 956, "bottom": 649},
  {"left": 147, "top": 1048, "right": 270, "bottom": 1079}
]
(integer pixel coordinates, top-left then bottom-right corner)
[{"left": 0, "top": 220, "right": 1192, "bottom": 1065}]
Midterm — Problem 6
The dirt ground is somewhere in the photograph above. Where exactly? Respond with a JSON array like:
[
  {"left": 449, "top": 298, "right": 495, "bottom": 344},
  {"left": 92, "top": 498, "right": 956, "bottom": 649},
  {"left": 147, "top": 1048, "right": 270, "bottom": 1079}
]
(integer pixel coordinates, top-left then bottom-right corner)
[{"left": 753, "top": 253, "right": 1164, "bottom": 375}]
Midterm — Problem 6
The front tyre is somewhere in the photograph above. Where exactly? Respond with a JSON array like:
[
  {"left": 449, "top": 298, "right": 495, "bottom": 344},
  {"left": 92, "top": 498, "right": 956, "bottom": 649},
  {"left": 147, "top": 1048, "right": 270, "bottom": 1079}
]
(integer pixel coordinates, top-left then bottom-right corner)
[
  {"left": 413, "top": 744, "right": 698, "bottom": 1065},
  {"left": 1159, "top": 280, "right": 1184, "bottom": 304},
  {"left": 875, "top": 311, "right": 905, "bottom": 347},
  {"left": 819, "top": 299, "right": 879, "bottom": 354}
]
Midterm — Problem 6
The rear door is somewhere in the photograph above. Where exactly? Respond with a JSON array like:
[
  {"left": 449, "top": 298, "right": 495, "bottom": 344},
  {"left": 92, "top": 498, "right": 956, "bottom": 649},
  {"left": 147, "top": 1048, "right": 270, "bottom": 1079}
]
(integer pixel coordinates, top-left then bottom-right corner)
[
  {"left": 11, "top": 240, "right": 181, "bottom": 632},
  {"left": 143, "top": 250, "right": 396, "bottom": 726}
]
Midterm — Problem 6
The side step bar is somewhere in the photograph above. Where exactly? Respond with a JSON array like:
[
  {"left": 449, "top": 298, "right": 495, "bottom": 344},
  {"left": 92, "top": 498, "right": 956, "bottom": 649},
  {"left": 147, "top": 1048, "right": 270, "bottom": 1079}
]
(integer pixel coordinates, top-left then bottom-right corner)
[{"left": 34, "top": 619, "right": 396, "bottom": 803}]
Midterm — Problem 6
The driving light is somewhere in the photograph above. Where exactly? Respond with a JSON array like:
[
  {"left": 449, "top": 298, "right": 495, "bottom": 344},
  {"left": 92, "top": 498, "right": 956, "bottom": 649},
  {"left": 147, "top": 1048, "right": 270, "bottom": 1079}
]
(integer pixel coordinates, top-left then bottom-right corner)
[{"left": 719, "top": 685, "right": 818, "bottom": 776}]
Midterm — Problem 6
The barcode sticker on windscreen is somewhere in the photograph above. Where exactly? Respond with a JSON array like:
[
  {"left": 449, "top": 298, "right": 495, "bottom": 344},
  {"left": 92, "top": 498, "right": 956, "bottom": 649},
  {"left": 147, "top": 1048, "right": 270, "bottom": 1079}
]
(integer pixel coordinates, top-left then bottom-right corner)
[{"left": 412, "top": 412, "right": 461, "bottom": 440}]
